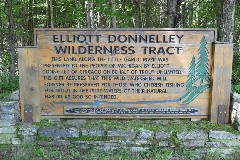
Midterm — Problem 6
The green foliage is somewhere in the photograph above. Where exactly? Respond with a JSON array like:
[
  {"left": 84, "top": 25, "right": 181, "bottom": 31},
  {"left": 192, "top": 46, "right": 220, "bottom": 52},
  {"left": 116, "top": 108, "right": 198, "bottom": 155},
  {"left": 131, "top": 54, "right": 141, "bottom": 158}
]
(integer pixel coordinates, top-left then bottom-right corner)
[
  {"left": 33, "top": 147, "right": 45, "bottom": 157},
  {"left": 35, "top": 135, "right": 53, "bottom": 142},
  {"left": 0, "top": 75, "right": 19, "bottom": 100},
  {"left": 232, "top": 46, "right": 240, "bottom": 85},
  {"left": 1, "top": 143, "right": 240, "bottom": 160},
  {"left": 193, "top": 0, "right": 221, "bottom": 28},
  {"left": 34, "top": 119, "right": 59, "bottom": 128},
  {"left": 66, "top": 135, "right": 106, "bottom": 141},
  {"left": 70, "top": 119, "right": 165, "bottom": 131},
  {"left": 33, "top": 119, "right": 240, "bottom": 139},
  {"left": 62, "top": 119, "right": 240, "bottom": 134},
  {"left": 233, "top": 84, "right": 240, "bottom": 93}
]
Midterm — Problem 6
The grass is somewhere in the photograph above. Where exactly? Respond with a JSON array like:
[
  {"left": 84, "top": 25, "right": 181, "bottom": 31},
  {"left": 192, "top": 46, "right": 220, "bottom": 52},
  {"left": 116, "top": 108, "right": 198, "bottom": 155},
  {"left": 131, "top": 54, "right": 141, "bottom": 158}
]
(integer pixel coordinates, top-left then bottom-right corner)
[
  {"left": 58, "top": 118, "right": 240, "bottom": 134},
  {"left": 33, "top": 119, "right": 62, "bottom": 128},
  {"left": 1, "top": 143, "right": 240, "bottom": 160},
  {"left": 0, "top": 144, "right": 183, "bottom": 160},
  {"left": 233, "top": 84, "right": 240, "bottom": 94},
  {"left": 0, "top": 92, "right": 11, "bottom": 101},
  {"left": 67, "top": 135, "right": 107, "bottom": 141},
  {"left": 0, "top": 144, "right": 82, "bottom": 160}
]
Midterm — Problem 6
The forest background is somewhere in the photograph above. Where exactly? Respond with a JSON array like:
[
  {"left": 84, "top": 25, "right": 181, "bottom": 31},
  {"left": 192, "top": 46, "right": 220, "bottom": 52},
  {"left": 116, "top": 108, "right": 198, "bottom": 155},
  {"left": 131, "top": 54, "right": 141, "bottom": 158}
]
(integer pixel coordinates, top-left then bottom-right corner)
[{"left": 0, "top": 0, "right": 239, "bottom": 96}]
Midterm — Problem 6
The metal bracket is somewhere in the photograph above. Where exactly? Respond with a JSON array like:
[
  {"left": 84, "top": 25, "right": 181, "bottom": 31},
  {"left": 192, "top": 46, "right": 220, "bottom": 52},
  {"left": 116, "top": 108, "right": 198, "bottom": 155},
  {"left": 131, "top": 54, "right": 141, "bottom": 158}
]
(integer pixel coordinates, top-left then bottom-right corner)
[
  {"left": 218, "top": 105, "right": 227, "bottom": 124},
  {"left": 24, "top": 104, "right": 33, "bottom": 122}
]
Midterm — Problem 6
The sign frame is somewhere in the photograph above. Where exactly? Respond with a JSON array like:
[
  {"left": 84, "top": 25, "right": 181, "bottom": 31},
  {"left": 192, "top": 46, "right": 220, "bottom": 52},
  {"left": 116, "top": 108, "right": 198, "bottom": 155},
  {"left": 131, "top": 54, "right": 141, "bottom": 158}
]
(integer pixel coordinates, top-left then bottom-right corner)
[{"left": 18, "top": 28, "right": 232, "bottom": 123}]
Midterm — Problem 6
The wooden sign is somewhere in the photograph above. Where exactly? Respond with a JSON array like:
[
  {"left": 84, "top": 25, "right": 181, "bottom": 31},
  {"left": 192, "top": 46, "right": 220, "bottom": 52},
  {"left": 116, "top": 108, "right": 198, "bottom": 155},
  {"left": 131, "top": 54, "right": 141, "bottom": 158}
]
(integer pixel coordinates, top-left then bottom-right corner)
[{"left": 18, "top": 28, "right": 233, "bottom": 123}]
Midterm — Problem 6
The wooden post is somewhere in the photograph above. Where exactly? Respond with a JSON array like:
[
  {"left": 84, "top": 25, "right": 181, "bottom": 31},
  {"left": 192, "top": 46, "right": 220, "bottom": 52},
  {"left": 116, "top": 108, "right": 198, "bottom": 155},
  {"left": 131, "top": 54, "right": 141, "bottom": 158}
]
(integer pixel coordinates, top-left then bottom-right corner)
[
  {"left": 210, "top": 43, "right": 233, "bottom": 123},
  {"left": 18, "top": 47, "right": 41, "bottom": 122}
]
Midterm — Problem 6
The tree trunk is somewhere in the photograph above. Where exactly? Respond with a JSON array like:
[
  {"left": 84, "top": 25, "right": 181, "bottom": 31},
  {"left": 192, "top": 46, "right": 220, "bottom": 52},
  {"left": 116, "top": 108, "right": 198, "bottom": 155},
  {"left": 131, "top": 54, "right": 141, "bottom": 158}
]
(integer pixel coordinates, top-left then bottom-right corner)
[
  {"left": 198, "top": 2, "right": 203, "bottom": 27},
  {"left": 176, "top": 0, "right": 182, "bottom": 27},
  {"left": 111, "top": 0, "right": 117, "bottom": 28},
  {"left": 28, "top": 0, "right": 34, "bottom": 45},
  {"left": 49, "top": 0, "right": 54, "bottom": 28},
  {"left": 7, "top": 0, "right": 15, "bottom": 79},
  {"left": 220, "top": 0, "right": 236, "bottom": 43},
  {"left": 167, "top": 0, "right": 176, "bottom": 27},
  {"left": 75, "top": 0, "right": 81, "bottom": 28},
  {"left": 133, "top": 0, "right": 142, "bottom": 28},
  {"left": 86, "top": 1, "right": 90, "bottom": 28},
  {"left": 181, "top": 0, "right": 186, "bottom": 27},
  {"left": 189, "top": 0, "right": 193, "bottom": 26},
  {"left": 159, "top": 0, "right": 163, "bottom": 27},
  {"left": 145, "top": 0, "right": 151, "bottom": 27},
  {"left": 46, "top": 0, "right": 49, "bottom": 27},
  {"left": 0, "top": 10, "right": 9, "bottom": 90},
  {"left": 86, "top": 0, "right": 94, "bottom": 28}
]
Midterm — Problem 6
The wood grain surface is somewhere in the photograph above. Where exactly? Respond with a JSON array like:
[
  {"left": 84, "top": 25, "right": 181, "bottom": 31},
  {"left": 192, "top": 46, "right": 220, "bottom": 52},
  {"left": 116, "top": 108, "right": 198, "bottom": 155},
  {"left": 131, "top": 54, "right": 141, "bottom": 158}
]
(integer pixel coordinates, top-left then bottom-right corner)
[{"left": 18, "top": 28, "right": 232, "bottom": 121}]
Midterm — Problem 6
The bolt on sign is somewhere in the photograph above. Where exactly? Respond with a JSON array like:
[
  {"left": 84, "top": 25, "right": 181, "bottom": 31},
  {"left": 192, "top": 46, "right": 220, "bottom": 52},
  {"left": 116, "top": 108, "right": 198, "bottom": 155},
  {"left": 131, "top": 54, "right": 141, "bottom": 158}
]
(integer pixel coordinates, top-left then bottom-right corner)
[{"left": 18, "top": 29, "right": 233, "bottom": 123}]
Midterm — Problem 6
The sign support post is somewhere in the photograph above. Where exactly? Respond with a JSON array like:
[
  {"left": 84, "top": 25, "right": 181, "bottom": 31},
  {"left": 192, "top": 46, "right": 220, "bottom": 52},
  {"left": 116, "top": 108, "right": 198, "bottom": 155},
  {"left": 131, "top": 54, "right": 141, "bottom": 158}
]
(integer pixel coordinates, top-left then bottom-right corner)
[
  {"left": 210, "top": 43, "right": 233, "bottom": 124},
  {"left": 18, "top": 47, "right": 40, "bottom": 122}
]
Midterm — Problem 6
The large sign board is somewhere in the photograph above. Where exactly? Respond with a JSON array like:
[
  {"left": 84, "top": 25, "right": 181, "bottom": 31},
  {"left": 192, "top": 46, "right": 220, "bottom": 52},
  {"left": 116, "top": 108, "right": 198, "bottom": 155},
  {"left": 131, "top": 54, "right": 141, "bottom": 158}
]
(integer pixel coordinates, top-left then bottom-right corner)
[{"left": 18, "top": 28, "right": 233, "bottom": 122}]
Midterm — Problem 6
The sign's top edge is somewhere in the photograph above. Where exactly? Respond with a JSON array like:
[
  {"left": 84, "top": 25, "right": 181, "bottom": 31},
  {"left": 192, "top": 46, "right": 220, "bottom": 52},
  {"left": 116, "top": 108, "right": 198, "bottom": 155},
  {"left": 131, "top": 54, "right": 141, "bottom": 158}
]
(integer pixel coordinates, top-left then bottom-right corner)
[
  {"left": 34, "top": 28, "right": 217, "bottom": 45},
  {"left": 34, "top": 28, "right": 217, "bottom": 31}
]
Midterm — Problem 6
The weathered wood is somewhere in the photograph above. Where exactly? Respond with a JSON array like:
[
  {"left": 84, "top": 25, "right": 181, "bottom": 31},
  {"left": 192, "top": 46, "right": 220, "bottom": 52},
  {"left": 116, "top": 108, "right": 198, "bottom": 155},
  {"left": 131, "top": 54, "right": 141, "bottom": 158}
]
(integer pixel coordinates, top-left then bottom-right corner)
[
  {"left": 18, "top": 47, "right": 40, "bottom": 122},
  {"left": 218, "top": 105, "right": 227, "bottom": 124},
  {"left": 41, "top": 115, "right": 208, "bottom": 119},
  {"left": 210, "top": 43, "right": 233, "bottom": 123},
  {"left": 19, "top": 28, "right": 229, "bottom": 121},
  {"left": 35, "top": 29, "right": 216, "bottom": 119}
]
